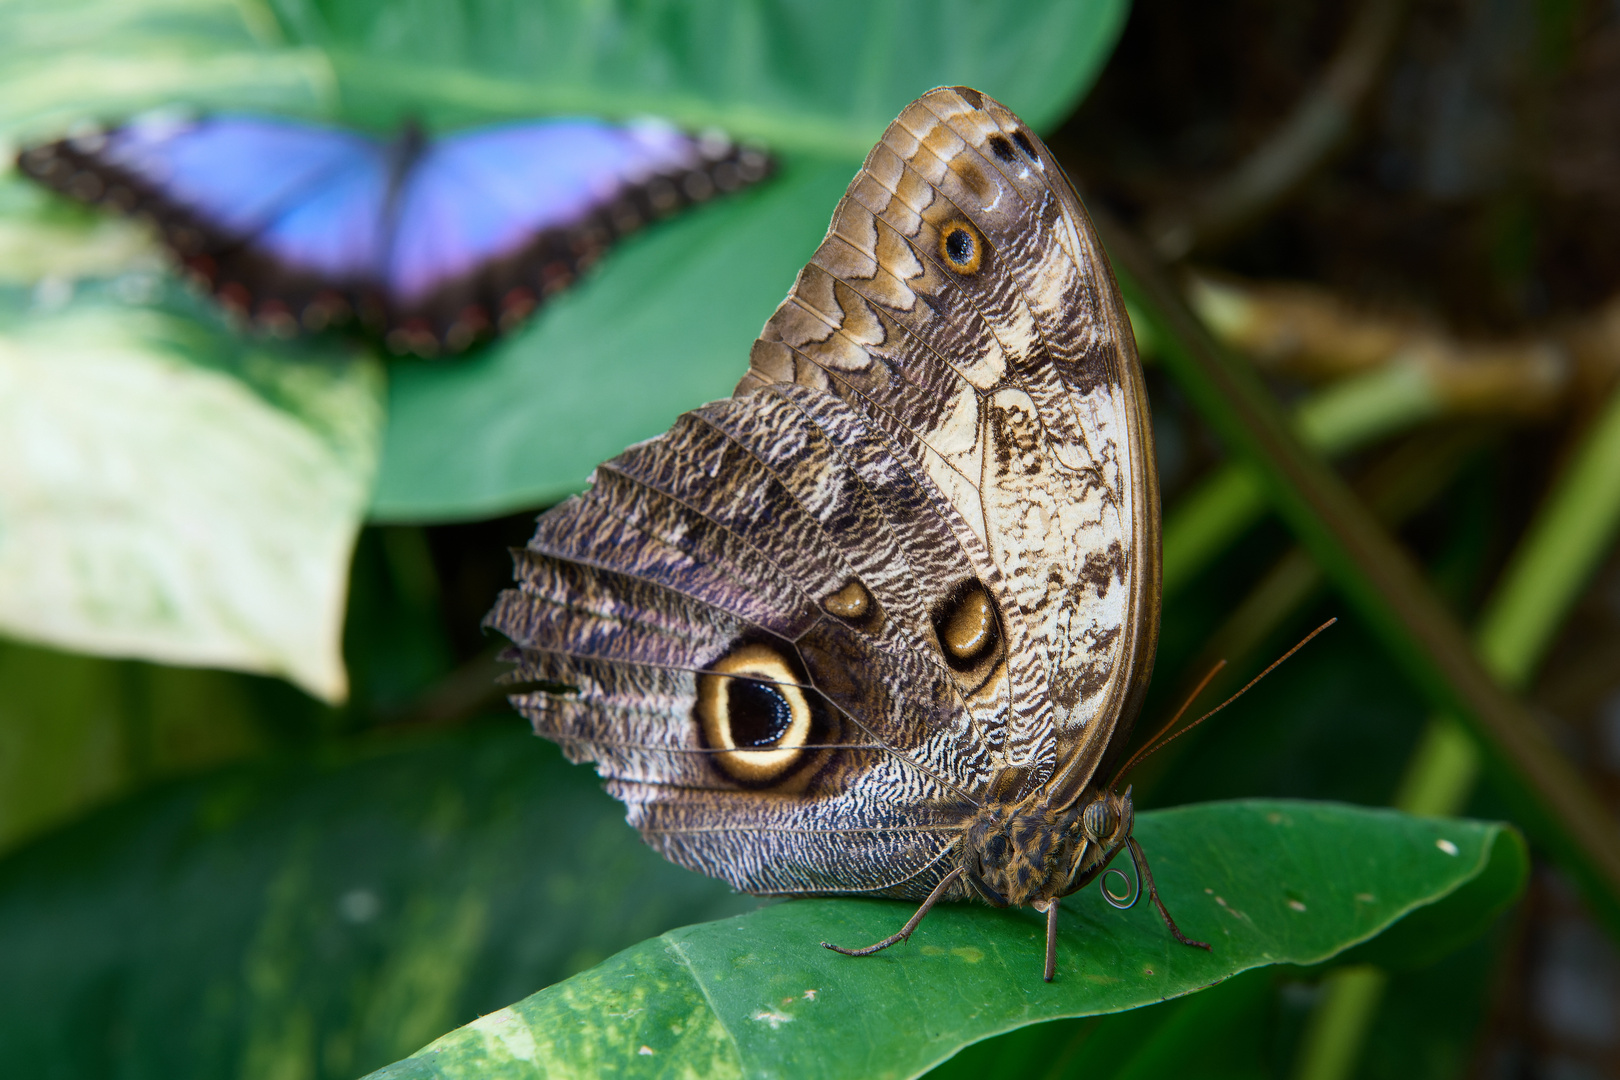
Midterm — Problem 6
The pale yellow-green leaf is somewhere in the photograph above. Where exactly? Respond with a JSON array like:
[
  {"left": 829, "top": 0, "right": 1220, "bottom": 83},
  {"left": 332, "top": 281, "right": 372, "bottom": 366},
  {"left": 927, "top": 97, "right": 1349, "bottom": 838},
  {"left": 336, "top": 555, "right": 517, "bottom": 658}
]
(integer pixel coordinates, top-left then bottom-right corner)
[{"left": 0, "top": 295, "right": 383, "bottom": 701}]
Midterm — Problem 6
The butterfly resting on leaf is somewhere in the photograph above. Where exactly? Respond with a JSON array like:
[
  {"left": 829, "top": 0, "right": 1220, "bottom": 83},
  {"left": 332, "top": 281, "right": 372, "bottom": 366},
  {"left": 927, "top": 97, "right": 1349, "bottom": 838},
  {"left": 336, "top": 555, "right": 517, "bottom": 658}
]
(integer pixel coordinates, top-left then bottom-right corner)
[
  {"left": 17, "top": 111, "right": 771, "bottom": 357},
  {"left": 488, "top": 86, "right": 1221, "bottom": 981}
]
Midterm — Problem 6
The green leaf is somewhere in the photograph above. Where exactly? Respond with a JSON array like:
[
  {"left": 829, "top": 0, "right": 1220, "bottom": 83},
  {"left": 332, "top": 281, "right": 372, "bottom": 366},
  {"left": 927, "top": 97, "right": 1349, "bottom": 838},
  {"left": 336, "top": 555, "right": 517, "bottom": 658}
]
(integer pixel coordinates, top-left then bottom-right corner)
[
  {"left": 0, "top": 724, "right": 755, "bottom": 1080},
  {"left": 347, "top": 0, "right": 1131, "bottom": 520},
  {"left": 0, "top": 278, "right": 382, "bottom": 701},
  {"left": 371, "top": 158, "right": 851, "bottom": 519},
  {"left": 1095, "top": 217, "right": 1620, "bottom": 939},
  {"left": 927, "top": 966, "right": 1283, "bottom": 1080},
  {"left": 367, "top": 801, "right": 1525, "bottom": 1080},
  {"left": 274, "top": 0, "right": 1128, "bottom": 149}
]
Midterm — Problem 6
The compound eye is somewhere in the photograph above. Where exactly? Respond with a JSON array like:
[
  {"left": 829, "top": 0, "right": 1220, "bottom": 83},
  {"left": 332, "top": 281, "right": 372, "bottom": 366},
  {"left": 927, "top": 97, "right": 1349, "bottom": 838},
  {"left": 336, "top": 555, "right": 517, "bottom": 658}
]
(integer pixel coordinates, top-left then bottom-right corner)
[
  {"left": 696, "top": 644, "right": 813, "bottom": 783},
  {"left": 1081, "top": 799, "right": 1119, "bottom": 844}
]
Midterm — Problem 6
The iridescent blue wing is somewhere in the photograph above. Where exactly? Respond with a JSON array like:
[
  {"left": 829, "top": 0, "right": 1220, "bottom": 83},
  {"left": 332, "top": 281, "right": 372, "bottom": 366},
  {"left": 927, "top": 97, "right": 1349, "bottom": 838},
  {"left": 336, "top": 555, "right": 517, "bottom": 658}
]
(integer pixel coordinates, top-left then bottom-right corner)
[
  {"left": 19, "top": 113, "right": 390, "bottom": 328},
  {"left": 19, "top": 112, "right": 771, "bottom": 354},
  {"left": 382, "top": 118, "right": 769, "bottom": 353}
]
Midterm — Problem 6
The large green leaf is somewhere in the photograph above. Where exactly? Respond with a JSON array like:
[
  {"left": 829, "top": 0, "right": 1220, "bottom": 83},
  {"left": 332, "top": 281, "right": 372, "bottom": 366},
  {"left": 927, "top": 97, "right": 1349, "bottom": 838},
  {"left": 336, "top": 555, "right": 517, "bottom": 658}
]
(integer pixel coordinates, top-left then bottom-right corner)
[
  {"left": 367, "top": 801, "right": 1525, "bottom": 1080},
  {"left": 0, "top": 278, "right": 382, "bottom": 701},
  {"left": 0, "top": 0, "right": 1131, "bottom": 689},
  {"left": 273, "top": 0, "right": 1128, "bottom": 152},
  {"left": 340, "top": 0, "right": 1131, "bottom": 520},
  {"left": 371, "top": 158, "right": 850, "bottom": 518},
  {"left": 0, "top": 723, "right": 755, "bottom": 1080}
]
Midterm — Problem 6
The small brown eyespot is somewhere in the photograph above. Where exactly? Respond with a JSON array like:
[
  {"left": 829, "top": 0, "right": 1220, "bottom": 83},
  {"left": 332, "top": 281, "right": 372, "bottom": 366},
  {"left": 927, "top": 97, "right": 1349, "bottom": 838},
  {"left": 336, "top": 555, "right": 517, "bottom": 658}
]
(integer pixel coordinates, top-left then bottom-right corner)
[
  {"left": 934, "top": 579, "right": 1001, "bottom": 671},
  {"left": 823, "top": 579, "right": 871, "bottom": 620},
  {"left": 696, "top": 644, "right": 814, "bottom": 782},
  {"left": 938, "top": 220, "right": 984, "bottom": 274}
]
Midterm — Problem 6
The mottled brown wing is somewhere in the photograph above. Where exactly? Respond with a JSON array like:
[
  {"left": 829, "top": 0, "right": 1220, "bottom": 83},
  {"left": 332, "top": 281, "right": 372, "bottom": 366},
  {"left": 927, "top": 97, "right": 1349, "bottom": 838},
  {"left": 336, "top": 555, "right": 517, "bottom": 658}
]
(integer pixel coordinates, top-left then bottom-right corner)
[{"left": 487, "top": 87, "right": 1157, "bottom": 900}]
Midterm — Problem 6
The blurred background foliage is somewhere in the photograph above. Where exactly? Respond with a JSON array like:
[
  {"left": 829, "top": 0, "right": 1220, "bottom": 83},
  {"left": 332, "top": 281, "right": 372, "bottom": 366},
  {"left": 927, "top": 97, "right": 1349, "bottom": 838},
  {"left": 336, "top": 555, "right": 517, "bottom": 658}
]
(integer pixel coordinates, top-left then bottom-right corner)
[{"left": 3, "top": 0, "right": 1620, "bottom": 1077}]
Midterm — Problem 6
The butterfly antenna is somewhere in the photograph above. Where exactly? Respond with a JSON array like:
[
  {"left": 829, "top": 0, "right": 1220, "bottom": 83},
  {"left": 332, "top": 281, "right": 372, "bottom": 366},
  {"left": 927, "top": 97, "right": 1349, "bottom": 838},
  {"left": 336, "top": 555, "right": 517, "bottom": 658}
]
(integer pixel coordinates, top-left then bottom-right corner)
[
  {"left": 1108, "top": 659, "right": 1228, "bottom": 789},
  {"left": 1111, "top": 617, "right": 1338, "bottom": 788}
]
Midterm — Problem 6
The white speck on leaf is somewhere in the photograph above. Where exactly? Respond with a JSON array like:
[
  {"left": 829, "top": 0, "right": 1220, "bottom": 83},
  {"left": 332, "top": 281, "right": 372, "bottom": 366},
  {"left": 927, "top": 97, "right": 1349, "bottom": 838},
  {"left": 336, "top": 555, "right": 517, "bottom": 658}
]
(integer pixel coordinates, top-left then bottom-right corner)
[
  {"left": 1436, "top": 839, "right": 1459, "bottom": 856},
  {"left": 638, "top": 1046, "right": 655, "bottom": 1056},
  {"left": 803, "top": 989, "right": 818, "bottom": 1000},
  {"left": 751, "top": 1008, "right": 794, "bottom": 1030},
  {"left": 1288, "top": 899, "right": 1307, "bottom": 913}
]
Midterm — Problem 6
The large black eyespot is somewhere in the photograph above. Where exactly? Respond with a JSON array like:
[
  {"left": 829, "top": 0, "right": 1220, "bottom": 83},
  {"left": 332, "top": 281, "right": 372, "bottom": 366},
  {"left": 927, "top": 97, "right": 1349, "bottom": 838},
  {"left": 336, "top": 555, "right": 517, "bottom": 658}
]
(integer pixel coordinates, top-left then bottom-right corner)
[
  {"left": 987, "top": 134, "right": 1017, "bottom": 164},
  {"left": 1012, "top": 130, "right": 1039, "bottom": 161},
  {"left": 933, "top": 579, "right": 1001, "bottom": 672},
  {"left": 728, "top": 678, "right": 793, "bottom": 748},
  {"left": 696, "top": 643, "right": 815, "bottom": 782},
  {"left": 938, "top": 220, "right": 984, "bottom": 274}
]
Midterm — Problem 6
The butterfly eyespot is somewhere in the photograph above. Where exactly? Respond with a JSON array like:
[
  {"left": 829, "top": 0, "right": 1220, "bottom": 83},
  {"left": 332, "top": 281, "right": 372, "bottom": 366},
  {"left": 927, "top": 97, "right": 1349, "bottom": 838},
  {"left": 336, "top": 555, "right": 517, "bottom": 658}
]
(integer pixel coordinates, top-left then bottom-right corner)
[
  {"left": 217, "top": 281, "right": 252, "bottom": 313},
  {"left": 682, "top": 171, "right": 716, "bottom": 202},
  {"left": 1011, "top": 130, "right": 1039, "bottom": 162},
  {"left": 171, "top": 225, "right": 204, "bottom": 255},
  {"left": 608, "top": 199, "right": 644, "bottom": 234},
  {"left": 737, "top": 149, "right": 771, "bottom": 183},
  {"left": 19, "top": 146, "right": 54, "bottom": 172},
  {"left": 822, "top": 579, "right": 881, "bottom": 629},
  {"left": 301, "top": 294, "right": 346, "bottom": 332},
  {"left": 1081, "top": 799, "right": 1118, "bottom": 843},
  {"left": 934, "top": 579, "right": 1001, "bottom": 671},
  {"left": 258, "top": 301, "right": 298, "bottom": 339},
  {"left": 939, "top": 221, "right": 984, "bottom": 274},
  {"left": 697, "top": 644, "right": 815, "bottom": 782},
  {"left": 68, "top": 130, "right": 108, "bottom": 155},
  {"left": 67, "top": 171, "right": 104, "bottom": 202},
  {"left": 445, "top": 318, "right": 481, "bottom": 354},
  {"left": 647, "top": 177, "right": 681, "bottom": 215},
  {"left": 987, "top": 135, "right": 1018, "bottom": 164}
]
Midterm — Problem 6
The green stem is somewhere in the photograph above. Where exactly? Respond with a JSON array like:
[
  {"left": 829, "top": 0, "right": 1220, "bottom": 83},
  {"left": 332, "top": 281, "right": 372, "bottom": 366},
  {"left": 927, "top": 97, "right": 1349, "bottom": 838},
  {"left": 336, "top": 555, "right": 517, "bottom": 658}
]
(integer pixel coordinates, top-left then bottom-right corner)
[
  {"left": 1292, "top": 967, "right": 1387, "bottom": 1080},
  {"left": 1291, "top": 369, "right": 1620, "bottom": 1080},
  {"left": 1393, "top": 379, "right": 1620, "bottom": 819},
  {"left": 1097, "top": 210, "right": 1620, "bottom": 941},
  {"left": 1163, "top": 361, "right": 1443, "bottom": 595}
]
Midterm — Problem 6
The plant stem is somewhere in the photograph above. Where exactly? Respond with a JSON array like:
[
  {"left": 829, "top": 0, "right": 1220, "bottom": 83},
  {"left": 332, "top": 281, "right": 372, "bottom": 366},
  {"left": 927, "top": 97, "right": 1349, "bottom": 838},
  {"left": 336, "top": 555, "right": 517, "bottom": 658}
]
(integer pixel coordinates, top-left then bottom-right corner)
[
  {"left": 1290, "top": 374, "right": 1620, "bottom": 1080},
  {"left": 1292, "top": 967, "right": 1386, "bottom": 1080},
  {"left": 1163, "top": 361, "right": 1442, "bottom": 595},
  {"left": 1097, "top": 210, "right": 1620, "bottom": 941}
]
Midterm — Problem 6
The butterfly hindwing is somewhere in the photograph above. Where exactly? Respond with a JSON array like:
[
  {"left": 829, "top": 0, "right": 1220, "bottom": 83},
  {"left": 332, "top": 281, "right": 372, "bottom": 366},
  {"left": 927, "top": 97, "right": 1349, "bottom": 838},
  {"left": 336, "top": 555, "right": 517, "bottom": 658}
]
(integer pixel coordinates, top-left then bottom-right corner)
[{"left": 489, "top": 87, "right": 1157, "bottom": 900}]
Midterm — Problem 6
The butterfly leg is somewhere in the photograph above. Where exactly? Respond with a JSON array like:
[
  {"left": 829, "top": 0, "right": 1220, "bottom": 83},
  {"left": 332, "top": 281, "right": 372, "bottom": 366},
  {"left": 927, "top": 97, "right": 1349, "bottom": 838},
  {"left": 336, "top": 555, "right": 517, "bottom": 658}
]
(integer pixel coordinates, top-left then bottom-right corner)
[
  {"left": 822, "top": 866, "right": 966, "bottom": 957},
  {"left": 1031, "top": 897, "right": 1061, "bottom": 982},
  {"left": 1128, "top": 837, "right": 1211, "bottom": 951}
]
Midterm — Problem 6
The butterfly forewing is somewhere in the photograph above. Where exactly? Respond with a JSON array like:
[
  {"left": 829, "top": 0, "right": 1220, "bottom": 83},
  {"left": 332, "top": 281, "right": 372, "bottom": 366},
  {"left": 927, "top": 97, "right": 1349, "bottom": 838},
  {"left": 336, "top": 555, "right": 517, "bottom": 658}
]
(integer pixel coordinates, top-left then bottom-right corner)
[{"left": 489, "top": 87, "right": 1157, "bottom": 902}]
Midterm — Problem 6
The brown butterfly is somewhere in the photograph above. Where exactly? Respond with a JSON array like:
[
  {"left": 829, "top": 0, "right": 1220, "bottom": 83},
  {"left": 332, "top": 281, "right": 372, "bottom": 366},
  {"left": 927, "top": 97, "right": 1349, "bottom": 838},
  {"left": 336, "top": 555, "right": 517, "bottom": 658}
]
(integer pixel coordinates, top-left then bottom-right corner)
[{"left": 488, "top": 85, "right": 1209, "bottom": 981}]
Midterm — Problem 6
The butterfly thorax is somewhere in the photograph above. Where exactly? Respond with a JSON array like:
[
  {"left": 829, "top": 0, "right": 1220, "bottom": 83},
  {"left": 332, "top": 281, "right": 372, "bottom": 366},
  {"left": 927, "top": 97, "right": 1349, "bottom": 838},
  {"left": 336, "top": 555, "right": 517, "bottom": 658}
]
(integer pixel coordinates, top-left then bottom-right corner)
[{"left": 960, "top": 788, "right": 1134, "bottom": 908}]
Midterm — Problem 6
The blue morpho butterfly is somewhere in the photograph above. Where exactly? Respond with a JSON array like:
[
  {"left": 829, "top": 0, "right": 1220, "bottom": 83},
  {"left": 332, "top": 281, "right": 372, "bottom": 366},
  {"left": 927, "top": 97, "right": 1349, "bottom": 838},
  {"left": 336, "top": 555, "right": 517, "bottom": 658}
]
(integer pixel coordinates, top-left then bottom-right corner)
[{"left": 18, "top": 111, "right": 773, "bottom": 355}]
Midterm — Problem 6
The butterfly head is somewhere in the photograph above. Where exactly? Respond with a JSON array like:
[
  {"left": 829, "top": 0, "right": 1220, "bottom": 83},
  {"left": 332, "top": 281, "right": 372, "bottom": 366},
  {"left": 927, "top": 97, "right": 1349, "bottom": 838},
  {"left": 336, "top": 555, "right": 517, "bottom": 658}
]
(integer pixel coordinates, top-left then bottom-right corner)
[
  {"left": 1065, "top": 786, "right": 1136, "bottom": 894},
  {"left": 960, "top": 786, "right": 1135, "bottom": 908}
]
